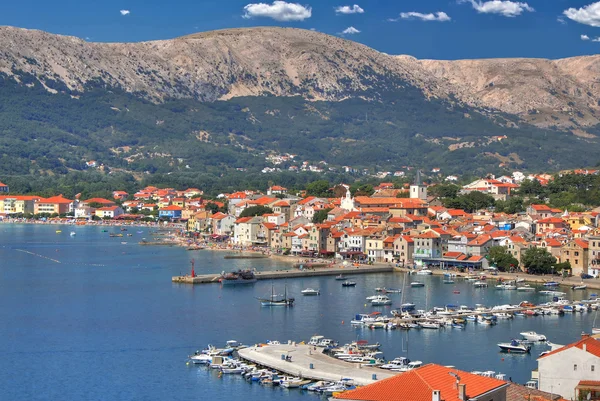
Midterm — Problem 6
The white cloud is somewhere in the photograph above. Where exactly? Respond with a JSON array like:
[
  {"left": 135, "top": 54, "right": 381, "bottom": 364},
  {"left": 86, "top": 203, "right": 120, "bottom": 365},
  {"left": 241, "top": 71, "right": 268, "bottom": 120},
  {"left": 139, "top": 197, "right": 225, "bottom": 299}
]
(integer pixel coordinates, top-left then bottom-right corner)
[
  {"left": 582, "top": 34, "right": 590, "bottom": 40},
  {"left": 564, "top": 2, "right": 600, "bottom": 27},
  {"left": 557, "top": 16, "right": 566, "bottom": 25},
  {"left": 335, "top": 4, "right": 364, "bottom": 14},
  {"left": 459, "top": 0, "right": 534, "bottom": 17},
  {"left": 242, "top": 1, "right": 311, "bottom": 21},
  {"left": 397, "top": 11, "right": 451, "bottom": 22},
  {"left": 120, "top": 10, "right": 130, "bottom": 16},
  {"left": 594, "top": 37, "right": 600, "bottom": 42},
  {"left": 341, "top": 26, "right": 360, "bottom": 34}
]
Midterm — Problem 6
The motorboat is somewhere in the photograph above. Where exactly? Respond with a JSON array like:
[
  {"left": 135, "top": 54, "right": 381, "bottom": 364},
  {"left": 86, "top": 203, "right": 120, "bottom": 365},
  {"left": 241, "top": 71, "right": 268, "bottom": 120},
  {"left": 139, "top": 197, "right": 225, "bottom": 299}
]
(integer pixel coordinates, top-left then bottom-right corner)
[
  {"left": 543, "top": 281, "right": 560, "bottom": 287},
  {"left": 419, "top": 321, "right": 441, "bottom": 329},
  {"left": 496, "top": 283, "right": 517, "bottom": 290},
  {"left": 400, "top": 303, "right": 416, "bottom": 311},
  {"left": 301, "top": 288, "right": 320, "bottom": 295},
  {"left": 539, "top": 290, "right": 566, "bottom": 296},
  {"left": 411, "top": 282, "right": 425, "bottom": 287},
  {"left": 498, "top": 340, "right": 531, "bottom": 353},
  {"left": 335, "top": 274, "right": 347, "bottom": 280},
  {"left": 443, "top": 279, "right": 455, "bottom": 284},
  {"left": 520, "top": 331, "right": 547, "bottom": 341},
  {"left": 517, "top": 285, "right": 535, "bottom": 292},
  {"left": 383, "top": 288, "right": 402, "bottom": 293},
  {"left": 380, "top": 357, "right": 410, "bottom": 370},
  {"left": 391, "top": 360, "right": 423, "bottom": 372},
  {"left": 416, "top": 269, "right": 433, "bottom": 275},
  {"left": 342, "top": 281, "right": 357, "bottom": 287},
  {"left": 371, "top": 295, "right": 393, "bottom": 306},
  {"left": 573, "top": 284, "right": 588, "bottom": 290},
  {"left": 473, "top": 281, "right": 488, "bottom": 288},
  {"left": 69, "top": 231, "right": 76, "bottom": 237},
  {"left": 492, "top": 312, "right": 513, "bottom": 319}
]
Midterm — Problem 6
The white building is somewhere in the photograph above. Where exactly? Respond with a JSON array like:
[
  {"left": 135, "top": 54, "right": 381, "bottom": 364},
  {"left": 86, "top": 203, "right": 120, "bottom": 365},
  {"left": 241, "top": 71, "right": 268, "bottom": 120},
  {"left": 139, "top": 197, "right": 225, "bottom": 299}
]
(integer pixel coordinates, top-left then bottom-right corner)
[
  {"left": 410, "top": 170, "right": 428, "bottom": 200},
  {"left": 537, "top": 335, "right": 600, "bottom": 400}
]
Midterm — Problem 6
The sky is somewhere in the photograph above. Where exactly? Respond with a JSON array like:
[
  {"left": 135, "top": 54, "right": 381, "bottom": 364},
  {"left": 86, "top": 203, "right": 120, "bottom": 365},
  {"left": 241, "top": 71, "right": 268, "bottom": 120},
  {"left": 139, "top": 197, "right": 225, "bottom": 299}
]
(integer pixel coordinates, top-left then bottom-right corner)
[{"left": 3, "top": 0, "right": 600, "bottom": 59}]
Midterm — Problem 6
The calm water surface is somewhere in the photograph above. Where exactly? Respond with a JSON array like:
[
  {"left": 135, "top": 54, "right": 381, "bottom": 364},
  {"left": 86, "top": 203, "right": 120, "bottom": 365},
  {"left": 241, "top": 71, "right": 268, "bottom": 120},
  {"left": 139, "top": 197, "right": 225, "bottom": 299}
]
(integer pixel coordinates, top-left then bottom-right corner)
[{"left": 0, "top": 224, "right": 597, "bottom": 400}]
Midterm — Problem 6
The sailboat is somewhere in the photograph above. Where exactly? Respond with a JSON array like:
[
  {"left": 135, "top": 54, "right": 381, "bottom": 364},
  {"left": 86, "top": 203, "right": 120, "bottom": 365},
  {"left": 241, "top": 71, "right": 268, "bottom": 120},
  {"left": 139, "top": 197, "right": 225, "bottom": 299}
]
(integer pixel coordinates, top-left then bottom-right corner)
[{"left": 258, "top": 284, "right": 294, "bottom": 307}]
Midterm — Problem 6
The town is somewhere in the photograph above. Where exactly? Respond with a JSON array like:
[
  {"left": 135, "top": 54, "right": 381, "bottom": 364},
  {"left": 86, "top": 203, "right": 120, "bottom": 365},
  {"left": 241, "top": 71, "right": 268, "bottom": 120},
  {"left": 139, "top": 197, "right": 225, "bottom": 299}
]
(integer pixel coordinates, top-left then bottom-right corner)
[{"left": 2, "top": 168, "right": 600, "bottom": 278}]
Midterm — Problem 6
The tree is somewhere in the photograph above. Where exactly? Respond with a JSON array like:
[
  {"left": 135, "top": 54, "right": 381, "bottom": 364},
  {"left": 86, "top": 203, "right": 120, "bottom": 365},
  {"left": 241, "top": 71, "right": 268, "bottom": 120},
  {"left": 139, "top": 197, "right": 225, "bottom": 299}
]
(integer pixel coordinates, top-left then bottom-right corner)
[
  {"left": 312, "top": 208, "right": 332, "bottom": 224},
  {"left": 494, "top": 197, "right": 524, "bottom": 214},
  {"left": 239, "top": 205, "right": 273, "bottom": 217},
  {"left": 429, "top": 184, "right": 460, "bottom": 199},
  {"left": 487, "top": 246, "right": 519, "bottom": 272},
  {"left": 521, "top": 247, "right": 557, "bottom": 275},
  {"left": 350, "top": 183, "right": 374, "bottom": 196},
  {"left": 554, "top": 261, "right": 571, "bottom": 274},
  {"left": 305, "top": 180, "right": 331, "bottom": 197},
  {"left": 205, "top": 202, "right": 220, "bottom": 214}
]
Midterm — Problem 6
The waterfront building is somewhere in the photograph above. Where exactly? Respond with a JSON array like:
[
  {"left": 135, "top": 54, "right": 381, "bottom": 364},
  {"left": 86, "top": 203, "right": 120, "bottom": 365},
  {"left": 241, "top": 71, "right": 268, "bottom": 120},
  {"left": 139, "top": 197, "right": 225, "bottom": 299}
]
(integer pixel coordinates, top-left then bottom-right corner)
[
  {"left": 537, "top": 334, "right": 600, "bottom": 400},
  {"left": 158, "top": 205, "right": 183, "bottom": 220},
  {"left": 0, "top": 195, "right": 39, "bottom": 215},
  {"left": 95, "top": 206, "right": 124, "bottom": 219},
  {"left": 334, "top": 364, "right": 510, "bottom": 401},
  {"left": 33, "top": 195, "right": 73, "bottom": 215},
  {"left": 560, "top": 239, "right": 590, "bottom": 276}
]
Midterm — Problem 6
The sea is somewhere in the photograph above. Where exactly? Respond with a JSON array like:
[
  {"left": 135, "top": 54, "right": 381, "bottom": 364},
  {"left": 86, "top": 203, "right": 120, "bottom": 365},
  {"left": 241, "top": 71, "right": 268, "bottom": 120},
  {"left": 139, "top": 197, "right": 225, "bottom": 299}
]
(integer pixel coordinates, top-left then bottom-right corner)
[{"left": 0, "top": 224, "right": 597, "bottom": 401}]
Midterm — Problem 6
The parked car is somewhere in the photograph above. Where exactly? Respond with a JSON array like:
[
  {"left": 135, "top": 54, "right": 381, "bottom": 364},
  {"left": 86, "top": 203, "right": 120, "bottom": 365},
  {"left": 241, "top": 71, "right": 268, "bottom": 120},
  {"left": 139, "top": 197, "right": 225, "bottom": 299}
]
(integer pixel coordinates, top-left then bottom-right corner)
[{"left": 581, "top": 273, "right": 593, "bottom": 279}]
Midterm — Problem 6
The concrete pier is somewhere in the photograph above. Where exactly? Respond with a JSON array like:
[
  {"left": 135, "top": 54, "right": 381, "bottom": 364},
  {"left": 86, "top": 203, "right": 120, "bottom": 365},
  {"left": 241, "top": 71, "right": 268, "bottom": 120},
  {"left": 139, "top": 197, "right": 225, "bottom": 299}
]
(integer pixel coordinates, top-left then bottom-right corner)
[
  {"left": 172, "top": 265, "right": 394, "bottom": 284},
  {"left": 237, "top": 344, "right": 397, "bottom": 385}
]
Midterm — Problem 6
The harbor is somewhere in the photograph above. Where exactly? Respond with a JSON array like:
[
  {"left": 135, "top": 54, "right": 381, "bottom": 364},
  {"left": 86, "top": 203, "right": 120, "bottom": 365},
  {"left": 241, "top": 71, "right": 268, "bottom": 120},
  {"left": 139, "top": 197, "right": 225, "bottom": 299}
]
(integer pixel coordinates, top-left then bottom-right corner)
[
  {"left": 172, "top": 264, "right": 394, "bottom": 284},
  {"left": 236, "top": 343, "right": 395, "bottom": 385}
]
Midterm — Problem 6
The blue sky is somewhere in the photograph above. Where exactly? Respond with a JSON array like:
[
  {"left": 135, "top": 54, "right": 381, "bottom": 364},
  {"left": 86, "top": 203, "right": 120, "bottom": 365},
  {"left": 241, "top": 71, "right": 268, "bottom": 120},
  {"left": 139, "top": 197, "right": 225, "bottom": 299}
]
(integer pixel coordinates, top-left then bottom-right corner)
[{"left": 3, "top": 1, "right": 600, "bottom": 59}]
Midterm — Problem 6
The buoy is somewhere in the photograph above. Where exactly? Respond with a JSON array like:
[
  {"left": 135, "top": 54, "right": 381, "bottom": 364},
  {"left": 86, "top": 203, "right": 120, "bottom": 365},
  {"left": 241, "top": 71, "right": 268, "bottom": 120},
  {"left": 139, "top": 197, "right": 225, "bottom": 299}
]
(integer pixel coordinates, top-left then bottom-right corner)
[
  {"left": 501, "top": 358, "right": 504, "bottom": 361},
  {"left": 341, "top": 321, "right": 344, "bottom": 325},
  {"left": 364, "top": 303, "right": 367, "bottom": 307},
  {"left": 186, "top": 362, "right": 190, "bottom": 365}
]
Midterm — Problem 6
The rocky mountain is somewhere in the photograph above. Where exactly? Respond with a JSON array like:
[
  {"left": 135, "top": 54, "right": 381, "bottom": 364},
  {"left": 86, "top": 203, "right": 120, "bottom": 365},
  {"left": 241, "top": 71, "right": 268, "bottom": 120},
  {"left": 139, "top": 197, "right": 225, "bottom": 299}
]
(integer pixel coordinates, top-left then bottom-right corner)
[{"left": 2, "top": 26, "right": 600, "bottom": 131}]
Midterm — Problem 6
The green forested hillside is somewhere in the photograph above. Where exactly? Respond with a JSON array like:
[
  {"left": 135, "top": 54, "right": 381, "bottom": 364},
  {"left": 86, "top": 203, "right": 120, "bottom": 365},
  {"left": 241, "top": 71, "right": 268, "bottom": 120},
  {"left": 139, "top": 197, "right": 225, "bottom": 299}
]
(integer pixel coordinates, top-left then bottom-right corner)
[{"left": 0, "top": 70, "right": 599, "bottom": 194}]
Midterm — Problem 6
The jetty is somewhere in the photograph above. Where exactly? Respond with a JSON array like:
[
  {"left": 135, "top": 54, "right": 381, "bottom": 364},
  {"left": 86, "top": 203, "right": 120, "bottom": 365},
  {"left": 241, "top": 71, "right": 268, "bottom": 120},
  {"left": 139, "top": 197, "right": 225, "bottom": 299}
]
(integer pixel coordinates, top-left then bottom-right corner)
[
  {"left": 237, "top": 343, "right": 396, "bottom": 385},
  {"left": 172, "top": 264, "right": 394, "bottom": 284}
]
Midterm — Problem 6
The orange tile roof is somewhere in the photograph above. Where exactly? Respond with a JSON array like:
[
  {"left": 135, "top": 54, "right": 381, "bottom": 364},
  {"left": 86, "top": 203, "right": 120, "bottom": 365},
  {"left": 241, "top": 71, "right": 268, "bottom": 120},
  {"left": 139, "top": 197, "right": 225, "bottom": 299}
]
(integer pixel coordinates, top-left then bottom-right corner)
[
  {"left": 415, "top": 231, "right": 440, "bottom": 239},
  {"left": 468, "top": 255, "right": 485, "bottom": 262},
  {"left": 544, "top": 238, "right": 562, "bottom": 247},
  {"left": 39, "top": 195, "right": 73, "bottom": 204},
  {"left": 574, "top": 239, "right": 589, "bottom": 249},
  {"left": 578, "top": 380, "right": 600, "bottom": 386},
  {"left": 273, "top": 200, "right": 290, "bottom": 207},
  {"left": 83, "top": 197, "right": 115, "bottom": 204},
  {"left": 248, "top": 196, "right": 277, "bottom": 206},
  {"left": 262, "top": 222, "right": 277, "bottom": 230},
  {"left": 335, "top": 364, "right": 508, "bottom": 401},
  {"left": 537, "top": 217, "right": 565, "bottom": 224},
  {"left": 444, "top": 251, "right": 464, "bottom": 258},
  {"left": 354, "top": 196, "right": 401, "bottom": 206},
  {"left": 160, "top": 205, "right": 183, "bottom": 211},
  {"left": 211, "top": 212, "right": 228, "bottom": 220},
  {"left": 401, "top": 235, "right": 414, "bottom": 243},
  {"left": 468, "top": 235, "right": 492, "bottom": 246},
  {"left": 540, "top": 336, "right": 600, "bottom": 359},
  {"left": 531, "top": 204, "right": 552, "bottom": 211},
  {"left": 297, "top": 196, "right": 316, "bottom": 205},
  {"left": 388, "top": 217, "right": 412, "bottom": 223},
  {"left": 235, "top": 217, "right": 252, "bottom": 224}
]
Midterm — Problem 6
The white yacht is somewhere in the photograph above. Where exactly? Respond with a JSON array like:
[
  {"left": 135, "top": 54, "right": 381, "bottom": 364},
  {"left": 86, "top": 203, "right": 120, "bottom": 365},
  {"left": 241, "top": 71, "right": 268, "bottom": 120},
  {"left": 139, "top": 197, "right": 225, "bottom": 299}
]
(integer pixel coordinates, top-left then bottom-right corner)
[
  {"left": 496, "top": 283, "right": 516, "bottom": 290},
  {"left": 517, "top": 285, "right": 535, "bottom": 292},
  {"left": 416, "top": 269, "right": 433, "bottom": 275},
  {"left": 498, "top": 340, "right": 531, "bottom": 353},
  {"left": 520, "top": 331, "right": 547, "bottom": 341},
  {"left": 301, "top": 288, "right": 320, "bottom": 295},
  {"left": 371, "top": 295, "right": 393, "bottom": 306}
]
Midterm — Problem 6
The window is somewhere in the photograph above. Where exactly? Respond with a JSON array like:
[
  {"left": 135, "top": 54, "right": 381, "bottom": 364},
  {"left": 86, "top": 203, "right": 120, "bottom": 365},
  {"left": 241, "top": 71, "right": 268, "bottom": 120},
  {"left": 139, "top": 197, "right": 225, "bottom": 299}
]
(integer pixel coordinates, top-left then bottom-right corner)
[
  {"left": 574, "top": 364, "right": 578, "bottom": 371},
  {"left": 592, "top": 365, "right": 595, "bottom": 372},
  {"left": 575, "top": 251, "right": 579, "bottom": 257},
  {"left": 576, "top": 260, "right": 579, "bottom": 265}
]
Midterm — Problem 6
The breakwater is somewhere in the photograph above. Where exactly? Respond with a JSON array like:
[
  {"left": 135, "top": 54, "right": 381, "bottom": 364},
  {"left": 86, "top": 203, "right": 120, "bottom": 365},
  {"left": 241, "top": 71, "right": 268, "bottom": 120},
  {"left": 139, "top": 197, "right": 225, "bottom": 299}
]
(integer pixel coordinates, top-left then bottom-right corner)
[{"left": 172, "top": 265, "right": 394, "bottom": 284}]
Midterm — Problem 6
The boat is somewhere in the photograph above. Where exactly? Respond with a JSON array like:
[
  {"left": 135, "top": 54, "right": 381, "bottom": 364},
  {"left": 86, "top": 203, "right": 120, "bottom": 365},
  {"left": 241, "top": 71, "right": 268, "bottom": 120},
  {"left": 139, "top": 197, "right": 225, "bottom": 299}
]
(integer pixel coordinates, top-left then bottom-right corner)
[
  {"left": 498, "top": 339, "right": 531, "bottom": 353},
  {"left": 419, "top": 321, "right": 440, "bottom": 329},
  {"left": 335, "top": 274, "right": 347, "bottom": 281},
  {"left": 416, "top": 269, "right": 433, "bottom": 275},
  {"left": 342, "top": 281, "right": 357, "bottom": 287},
  {"left": 515, "top": 278, "right": 526, "bottom": 283},
  {"left": 69, "top": 231, "right": 76, "bottom": 237},
  {"left": 543, "top": 281, "right": 560, "bottom": 287},
  {"left": 496, "top": 283, "right": 517, "bottom": 290},
  {"left": 55, "top": 230, "right": 62, "bottom": 234},
  {"left": 520, "top": 331, "right": 547, "bottom": 341},
  {"left": 220, "top": 269, "right": 257, "bottom": 285},
  {"left": 443, "top": 279, "right": 455, "bottom": 284},
  {"left": 573, "top": 284, "right": 588, "bottom": 290},
  {"left": 391, "top": 361, "right": 423, "bottom": 372},
  {"left": 371, "top": 295, "right": 393, "bottom": 306},
  {"left": 383, "top": 288, "right": 402, "bottom": 293},
  {"left": 121, "top": 241, "right": 127, "bottom": 245},
  {"left": 517, "top": 285, "right": 535, "bottom": 292},
  {"left": 410, "top": 282, "right": 425, "bottom": 287},
  {"left": 473, "top": 281, "right": 488, "bottom": 288},
  {"left": 301, "top": 288, "right": 320, "bottom": 296},
  {"left": 258, "top": 285, "right": 294, "bottom": 307},
  {"left": 539, "top": 290, "right": 566, "bottom": 296}
]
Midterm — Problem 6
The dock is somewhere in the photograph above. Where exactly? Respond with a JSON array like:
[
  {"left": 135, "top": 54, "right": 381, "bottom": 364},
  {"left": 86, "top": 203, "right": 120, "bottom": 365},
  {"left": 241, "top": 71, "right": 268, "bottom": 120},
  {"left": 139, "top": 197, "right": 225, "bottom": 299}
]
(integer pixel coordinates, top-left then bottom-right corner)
[
  {"left": 172, "top": 265, "right": 394, "bottom": 284},
  {"left": 237, "top": 344, "right": 397, "bottom": 385}
]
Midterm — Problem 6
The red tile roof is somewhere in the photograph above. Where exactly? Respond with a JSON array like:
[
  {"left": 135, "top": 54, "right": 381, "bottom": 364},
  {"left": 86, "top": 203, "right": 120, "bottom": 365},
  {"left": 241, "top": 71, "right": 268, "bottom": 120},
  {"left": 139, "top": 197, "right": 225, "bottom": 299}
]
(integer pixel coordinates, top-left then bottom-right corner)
[
  {"left": 415, "top": 231, "right": 440, "bottom": 239},
  {"left": 578, "top": 380, "right": 600, "bottom": 386},
  {"left": 444, "top": 251, "right": 464, "bottom": 258},
  {"left": 537, "top": 217, "right": 565, "bottom": 224},
  {"left": 160, "top": 205, "right": 182, "bottom": 211},
  {"left": 39, "top": 195, "right": 73, "bottom": 204},
  {"left": 335, "top": 364, "right": 507, "bottom": 401},
  {"left": 574, "top": 239, "right": 589, "bottom": 249},
  {"left": 539, "top": 336, "right": 600, "bottom": 359}
]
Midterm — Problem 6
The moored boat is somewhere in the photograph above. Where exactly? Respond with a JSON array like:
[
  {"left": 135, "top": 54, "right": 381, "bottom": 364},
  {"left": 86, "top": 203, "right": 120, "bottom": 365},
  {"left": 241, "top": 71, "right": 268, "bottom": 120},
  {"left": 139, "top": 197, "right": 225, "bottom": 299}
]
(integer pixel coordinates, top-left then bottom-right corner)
[
  {"left": 301, "top": 288, "right": 320, "bottom": 295},
  {"left": 520, "top": 331, "right": 547, "bottom": 341},
  {"left": 342, "top": 281, "right": 357, "bottom": 287},
  {"left": 498, "top": 339, "right": 531, "bottom": 353},
  {"left": 220, "top": 269, "right": 257, "bottom": 285},
  {"left": 410, "top": 282, "right": 425, "bottom": 287},
  {"left": 517, "top": 285, "right": 535, "bottom": 292},
  {"left": 335, "top": 274, "right": 347, "bottom": 281}
]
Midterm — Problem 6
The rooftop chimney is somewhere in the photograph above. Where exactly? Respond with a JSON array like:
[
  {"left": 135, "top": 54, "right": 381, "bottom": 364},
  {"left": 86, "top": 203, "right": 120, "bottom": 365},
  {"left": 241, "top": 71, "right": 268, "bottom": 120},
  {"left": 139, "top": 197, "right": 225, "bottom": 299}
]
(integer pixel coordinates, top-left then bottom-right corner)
[
  {"left": 458, "top": 384, "right": 467, "bottom": 401},
  {"left": 433, "top": 390, "right": 441, "bottom": 401}
]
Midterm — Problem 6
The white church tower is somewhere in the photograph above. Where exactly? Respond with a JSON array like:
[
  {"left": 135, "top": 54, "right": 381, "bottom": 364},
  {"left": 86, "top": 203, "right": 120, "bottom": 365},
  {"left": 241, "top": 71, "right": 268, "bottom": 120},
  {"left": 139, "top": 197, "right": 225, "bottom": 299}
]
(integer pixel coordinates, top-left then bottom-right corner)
[
  {"left": 340, "top": 186, "right": 357, "bottom": 211},
  {"left": 410, "top": 170, "right": 428, "bottom": 200}
]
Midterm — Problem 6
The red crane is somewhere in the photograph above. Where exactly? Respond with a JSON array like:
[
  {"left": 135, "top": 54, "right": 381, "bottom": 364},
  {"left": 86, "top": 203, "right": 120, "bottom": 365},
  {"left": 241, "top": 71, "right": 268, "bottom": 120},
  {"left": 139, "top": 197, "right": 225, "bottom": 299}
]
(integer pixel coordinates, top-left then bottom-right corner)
[{"left": 190, "top": 259, "right": 195, "bottom": 277}]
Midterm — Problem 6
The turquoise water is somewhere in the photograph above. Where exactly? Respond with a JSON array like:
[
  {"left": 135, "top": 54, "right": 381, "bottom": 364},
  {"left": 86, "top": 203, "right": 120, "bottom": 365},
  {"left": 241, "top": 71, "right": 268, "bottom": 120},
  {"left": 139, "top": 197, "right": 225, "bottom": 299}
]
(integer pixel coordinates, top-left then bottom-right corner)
[{"left": 0, "top": 224, "right": 596, "bottom": 400}]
